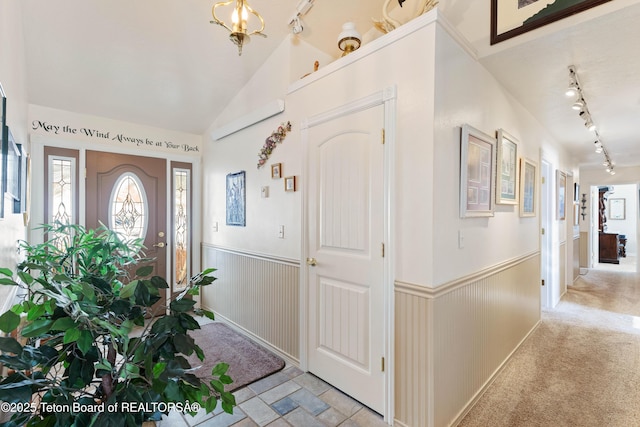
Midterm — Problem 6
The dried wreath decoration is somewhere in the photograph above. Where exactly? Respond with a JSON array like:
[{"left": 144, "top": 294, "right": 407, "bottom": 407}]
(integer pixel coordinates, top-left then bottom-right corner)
[{"left": 258, "top": 121, "right": 292, "bottom": 168}]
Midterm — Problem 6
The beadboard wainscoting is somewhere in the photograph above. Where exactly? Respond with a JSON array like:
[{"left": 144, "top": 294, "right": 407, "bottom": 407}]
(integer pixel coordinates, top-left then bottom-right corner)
[
  {"left": 201, "top": 244, "right": 300, "bottom": 363},
  {"left": 573, "top": 235, "right": 580, "bottom": 282},
  {"left": 560, "top": 241, "right": 567, "bottom": 300},
  {"left": 394, "top": 252, "right": 541, "bottom": 427}
]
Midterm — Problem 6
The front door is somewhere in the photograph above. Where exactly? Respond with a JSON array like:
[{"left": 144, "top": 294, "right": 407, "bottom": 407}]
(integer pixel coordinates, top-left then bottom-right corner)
[
  {"left": 306, "top": 104, "right": 386, "bottom": 414},
  {"left": 86, "top": 151, "right": 167, "bottom": 311}
]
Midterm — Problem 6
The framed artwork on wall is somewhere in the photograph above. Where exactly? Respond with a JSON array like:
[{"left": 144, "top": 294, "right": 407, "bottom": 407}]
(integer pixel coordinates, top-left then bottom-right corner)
[
  {"left": 271, "top": 163, "right": 282, "bottom": 179},
  {"left": 496, "top": 129, "right": 518, "bottom": 205},
  {"left": 460, "top": 124, "right": 496, "bottom": 218},
  {"left": 284, "top": 175, "right": 296, "bottom": 192},
  {"left": 491, "top": 0, "right": 612, "bottom": 45},
  {"left": 226, "top": 171, "right": 246, "bottom": 226},
  {"left": 609, "top": 198, "right": 625, "bottom": 220},
  {"left": 556, "top": 169, "right": 566, "bottom": 220},
  {"left": 519, "top": 157, "right": 537, "bottom": 217}
]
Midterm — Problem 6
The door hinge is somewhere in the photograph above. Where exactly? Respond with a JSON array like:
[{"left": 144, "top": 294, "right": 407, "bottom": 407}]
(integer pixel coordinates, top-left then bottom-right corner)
[
  {"left": 541, "top": 279, "right": 545, "bottom": 287},
  {"left": 541, "top": 176, "right": 545, "bottom": 184},
  {"left": 381, "top": 243, "right": 385, "bottom": 258},
  {"left": 84, "top": 168, "right": 87, "bottom": 179},
  {"left": 541, "top": 228, "right": 545, "bottom": 235},
  {"left": 381, "top": 129, "right": 385, "bottom": 144},
  {"left": 381, "top": 357, "right": 385, "bottom": 372}
]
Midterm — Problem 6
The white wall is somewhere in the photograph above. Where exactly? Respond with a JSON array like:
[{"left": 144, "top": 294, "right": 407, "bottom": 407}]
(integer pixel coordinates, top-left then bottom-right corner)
[{"left": 0, "top": 0, "right": 29, "bottom": 312}]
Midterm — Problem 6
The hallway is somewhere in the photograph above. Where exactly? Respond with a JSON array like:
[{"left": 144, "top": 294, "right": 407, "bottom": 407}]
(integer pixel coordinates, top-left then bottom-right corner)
[{"left": 458, "top": 268, "right": 640, "bottom": 426}]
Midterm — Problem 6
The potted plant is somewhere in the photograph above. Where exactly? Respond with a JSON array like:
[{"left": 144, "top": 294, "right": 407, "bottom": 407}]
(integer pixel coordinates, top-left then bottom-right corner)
[{"left": 0, "top": 223, "right": 235, "bottom": 426}]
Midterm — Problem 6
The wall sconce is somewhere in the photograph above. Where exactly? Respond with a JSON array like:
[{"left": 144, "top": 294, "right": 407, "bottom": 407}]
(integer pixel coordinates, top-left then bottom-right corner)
[
  {"left": 211, "top": 0, "right": 266, "bottom": 56},
  {"left": 581, "top": 193, "right": 587, "bottom": 220},
  {"left": 337, "top": 22, "right": 361, "bottom": 57}
]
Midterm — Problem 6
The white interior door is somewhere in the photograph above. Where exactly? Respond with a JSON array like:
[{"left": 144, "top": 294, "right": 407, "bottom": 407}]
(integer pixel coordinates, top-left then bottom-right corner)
[{"left": 306, "top": 104, "right": 386, "bottom": 414}]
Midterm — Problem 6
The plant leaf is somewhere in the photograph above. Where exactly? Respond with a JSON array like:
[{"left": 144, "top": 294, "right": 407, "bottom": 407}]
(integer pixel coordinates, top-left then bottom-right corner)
[
  {"left": 77, "top": 330, "right": 93, "bottom": 354},
  {"left": 52, "top": 316, "right": 76, "bottom": 331},
  {"left": 119, "top": 280, "right": 138, "bottom": 299},
  {"left": 63, "top": 328, "right": 82, "bottom": 344},
  {"left": 0, "top": 336, "right": 23, "bottom": 354},
  {"left": 170, "top": 299, "right": 196, "bottom": 313},
  {"left": 0, "top": 310, "right": 20, "bottom": 333},
  {"left": 20, "top": 319, "right": 54, "bottom": 337},
  {"left": 136, "top": 265, "right": 154, "bottom": 277}
]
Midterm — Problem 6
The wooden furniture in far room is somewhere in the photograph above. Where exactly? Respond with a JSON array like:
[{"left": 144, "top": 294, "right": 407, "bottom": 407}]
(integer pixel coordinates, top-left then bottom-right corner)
[
  {"left": 599, "top": 232, "right": 620, "bottom": 264},
  {"left": 618, "top": 235, "right": 627, "bottom": 258}
]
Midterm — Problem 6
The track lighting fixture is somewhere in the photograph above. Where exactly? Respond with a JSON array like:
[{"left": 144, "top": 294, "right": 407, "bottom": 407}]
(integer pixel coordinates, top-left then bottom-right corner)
[
  {"left": 572, "top": 98, "right": 585, "bottom": 111},
  {"left": 288, "top": 0, "right": 314, "bottom": 34},
  {"left": 566, "top": 65, "right": 615, "bottom": 175}
]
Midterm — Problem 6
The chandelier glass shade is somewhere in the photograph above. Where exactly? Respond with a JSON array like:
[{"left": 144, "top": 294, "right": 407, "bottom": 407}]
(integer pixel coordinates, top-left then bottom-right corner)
[{"left": 211, "top": 0, "right": 266, "bottom": 55}]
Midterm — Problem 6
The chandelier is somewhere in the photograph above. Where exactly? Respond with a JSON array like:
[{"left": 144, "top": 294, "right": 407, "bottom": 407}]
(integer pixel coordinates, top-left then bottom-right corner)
[{"left": 211, "top": 0, "right": 266, "bottom": 56}]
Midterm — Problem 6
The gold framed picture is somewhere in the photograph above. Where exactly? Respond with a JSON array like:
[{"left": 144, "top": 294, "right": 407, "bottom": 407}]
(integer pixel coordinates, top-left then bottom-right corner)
[
  {"left": 271, "top": 163, "right": 282, "bottom": 179},
  {"left": 284, "top": 176, "right": 296, "bottom": 192}
]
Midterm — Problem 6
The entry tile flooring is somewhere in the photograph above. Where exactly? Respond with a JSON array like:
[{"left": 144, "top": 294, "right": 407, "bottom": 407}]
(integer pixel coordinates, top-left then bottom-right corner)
[{"left": 157, "top": 365, "right": 388, "bottom": 427}]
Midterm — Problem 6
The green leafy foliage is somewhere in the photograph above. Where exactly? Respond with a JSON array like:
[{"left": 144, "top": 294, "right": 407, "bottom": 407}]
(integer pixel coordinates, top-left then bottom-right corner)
[{"left": 0, "top": 223, "right": 234, "bottom": 426}]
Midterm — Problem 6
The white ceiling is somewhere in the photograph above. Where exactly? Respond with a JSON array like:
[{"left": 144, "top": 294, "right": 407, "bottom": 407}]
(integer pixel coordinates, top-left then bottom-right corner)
[{"left": 19, "top": 1, "right": 640, "bottom": 171}]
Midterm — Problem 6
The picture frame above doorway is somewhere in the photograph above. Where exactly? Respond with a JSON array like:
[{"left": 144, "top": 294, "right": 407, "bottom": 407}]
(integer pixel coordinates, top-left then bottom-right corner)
[{"left": 491, "top": 0, "right": 613, "bottom": 45}]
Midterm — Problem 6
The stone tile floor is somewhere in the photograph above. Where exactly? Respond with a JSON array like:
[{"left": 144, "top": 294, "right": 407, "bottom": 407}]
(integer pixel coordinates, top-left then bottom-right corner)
[{"left": 157, "top": 365, "right": 389, "bottom": 427}]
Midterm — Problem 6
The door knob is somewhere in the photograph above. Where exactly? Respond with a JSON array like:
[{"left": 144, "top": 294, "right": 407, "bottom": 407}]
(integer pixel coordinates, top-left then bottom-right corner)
[
  {"left": 306, "top": 257, "right": 317, "bottom": 266},
  {"left": 153, "top": 242, "right": 166, "bottom": 248}
]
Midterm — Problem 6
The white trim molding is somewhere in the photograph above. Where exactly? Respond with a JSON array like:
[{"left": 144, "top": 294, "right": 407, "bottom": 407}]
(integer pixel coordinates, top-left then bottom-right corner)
[{"left": 210, "top": 99, "right": 285, "bottom": 141}]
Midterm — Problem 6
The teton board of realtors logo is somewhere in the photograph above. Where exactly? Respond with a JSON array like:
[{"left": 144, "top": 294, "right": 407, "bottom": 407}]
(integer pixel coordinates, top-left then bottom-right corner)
[{"left": 32, "top": 120, "right": 200, "bottom": 153}]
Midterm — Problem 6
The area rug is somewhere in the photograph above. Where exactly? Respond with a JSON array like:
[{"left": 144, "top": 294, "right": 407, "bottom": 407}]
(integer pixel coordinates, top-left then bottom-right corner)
[{"left": 186, "top": 322, "right": 285, "bottom": 391}]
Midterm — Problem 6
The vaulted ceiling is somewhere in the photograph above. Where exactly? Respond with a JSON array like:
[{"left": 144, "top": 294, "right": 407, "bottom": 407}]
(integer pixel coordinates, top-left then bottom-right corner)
[{"left": 19, "top": 0, "right": 640, "bottom": 171}]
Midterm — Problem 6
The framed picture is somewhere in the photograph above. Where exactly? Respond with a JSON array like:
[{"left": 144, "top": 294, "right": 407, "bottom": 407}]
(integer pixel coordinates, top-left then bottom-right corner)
[
  {"left": 519, "top": 158, "right": 537, "bottom": 217},
  {"left": 284, "top": 176, "right": 296, "bottom": 192},
  {"left": 5, "top": 130, "right": 21, "bottom": 210},
  {"left": 609, "top": 198, "right": 625, "bottom": 220},
  {"left": 226, "top": 171, "right": 246, "bottom": 226},
  {"left": 271, "top": 163, "right": 282, "bottom": 179},
  {"left": 460, "top": 124, "right": 496, "bottom": 218},
  {"left": 491, "top": 0, "right": 612, "bottom": 44},
  {"left": 574, "top": 203, "right": 580, "bottom": 226},
  {"left": 556, "top": 169, "right": 566, "bottom": 220},
  {"left": 496, "top": 129, "right": 518, "bottom": 205}
]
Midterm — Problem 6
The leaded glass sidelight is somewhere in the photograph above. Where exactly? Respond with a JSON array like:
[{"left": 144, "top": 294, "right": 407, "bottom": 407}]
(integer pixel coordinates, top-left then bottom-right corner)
[
  {"left": 48, "top": 156, "right": 76, "bottom": 250},
  {"left": 109, "top": 173, "right": 148, "bottom": 241},
  {"left": 173, "top": 168, "right": 190, "bottom": 290}
]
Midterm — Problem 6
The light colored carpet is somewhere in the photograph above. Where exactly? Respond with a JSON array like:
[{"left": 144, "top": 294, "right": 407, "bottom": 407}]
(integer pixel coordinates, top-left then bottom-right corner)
[{"left": 458, "top": 269, "right": 640, "bottom": 427}]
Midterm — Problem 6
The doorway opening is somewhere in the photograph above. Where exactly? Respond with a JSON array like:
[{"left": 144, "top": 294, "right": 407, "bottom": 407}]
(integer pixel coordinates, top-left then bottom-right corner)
[{"left": 591, "top": 183, "right": 638, "bottom": 273}]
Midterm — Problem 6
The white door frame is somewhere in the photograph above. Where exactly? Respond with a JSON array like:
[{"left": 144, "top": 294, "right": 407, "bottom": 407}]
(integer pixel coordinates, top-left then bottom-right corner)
[
  {"left": 300, "top": 86, "right": 396, "bottom": 422},
  {"left": 541, "top": 158, "right": 552, "bottom": 308}
]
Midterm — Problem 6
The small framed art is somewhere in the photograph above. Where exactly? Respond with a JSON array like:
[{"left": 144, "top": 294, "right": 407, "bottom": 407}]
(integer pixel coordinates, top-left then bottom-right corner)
[
  {"left": 271, "top": 163, "right": 282, "bottom": 179},
  {"left": 460, "top": 124, "right": 496, "bottom": 218},
  {"left": 496, "top": 129, "right": 518, "bottom": 205},
  {"left": 519, "top": 158, "right": 537, "bottom": 217},
  {"left": 284, "top": 176, "right": 296, "bottom": 192},
  {"left": 226, "top": 171, "right": 246, "bottom": 226},
  {"left": 556, "top": 170, "right": 566, "bottom": 220}
]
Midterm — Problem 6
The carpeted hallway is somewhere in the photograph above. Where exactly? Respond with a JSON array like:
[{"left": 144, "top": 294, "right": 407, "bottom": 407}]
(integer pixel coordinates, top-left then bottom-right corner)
[{"left": 458, "top": 268, "right": 640, "bottom": 426}]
